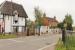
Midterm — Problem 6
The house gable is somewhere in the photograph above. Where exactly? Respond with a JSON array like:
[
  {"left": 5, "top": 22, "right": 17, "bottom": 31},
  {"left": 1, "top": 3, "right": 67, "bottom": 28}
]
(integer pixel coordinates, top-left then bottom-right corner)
[{"left": 0, "top": 1, "right": 28, "bottom": 18}]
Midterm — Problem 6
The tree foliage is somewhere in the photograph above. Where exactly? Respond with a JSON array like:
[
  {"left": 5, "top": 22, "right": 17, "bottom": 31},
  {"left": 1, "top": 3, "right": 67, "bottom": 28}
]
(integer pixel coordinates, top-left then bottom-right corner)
[
  {"left": 63, "top": 14, "right": 73, "bottom": 30},
  {"left": 57, "top": 22, "right": 64, "bottom": 29},
  {"left": 34, "top": 7, "right": 43, "bottom": 26},
  {"left": 64, "top": 14, "right": 73, "bottom": 24},
  {"left": 26, "top": 19, "right": 33, "bottom": 28},
  {"left": 34, "top": 7, "right": 44, "bottom": 35},
  {"left": 58, "top": 14, "right": 73, "bottom": 30}
]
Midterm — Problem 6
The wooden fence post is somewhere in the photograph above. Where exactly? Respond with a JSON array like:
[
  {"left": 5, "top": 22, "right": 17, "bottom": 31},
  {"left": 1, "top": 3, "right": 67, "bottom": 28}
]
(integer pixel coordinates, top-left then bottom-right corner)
[{"left": 62, "top": 29, "right": 66, "bottom": 44}]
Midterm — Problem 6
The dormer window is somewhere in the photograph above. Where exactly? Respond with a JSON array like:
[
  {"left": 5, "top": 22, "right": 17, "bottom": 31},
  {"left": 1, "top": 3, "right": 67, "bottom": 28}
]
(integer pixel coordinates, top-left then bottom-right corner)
[{"left": 13, "top": 10, "right": 18, "bottom": 23}]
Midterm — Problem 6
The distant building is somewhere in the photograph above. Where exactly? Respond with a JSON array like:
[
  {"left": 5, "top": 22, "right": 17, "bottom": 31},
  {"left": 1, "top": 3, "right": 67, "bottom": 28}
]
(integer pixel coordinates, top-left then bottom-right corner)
[
  {"left": 0, "top": 1, "right": 28, "bottom": 33},
  {"left": 42, "top": 16, "right": 58, "bottom": 28},
  {"left": 40, "top": 16, "right": 59, "bottom": 34}
]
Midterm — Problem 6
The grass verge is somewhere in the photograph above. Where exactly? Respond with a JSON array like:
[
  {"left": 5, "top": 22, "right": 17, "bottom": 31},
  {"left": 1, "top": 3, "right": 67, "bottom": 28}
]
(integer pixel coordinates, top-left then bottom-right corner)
[
  {"left": 0, "top": 34, "right": 17, "bottom": 39},
  {"left": 55, "top": 34, "right": 75, "bottom": 50}
]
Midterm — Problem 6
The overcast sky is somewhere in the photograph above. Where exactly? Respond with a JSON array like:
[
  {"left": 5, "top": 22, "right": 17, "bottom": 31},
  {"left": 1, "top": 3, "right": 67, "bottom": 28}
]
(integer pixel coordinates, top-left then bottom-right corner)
[{"left": 0, "top": 0, "right": 75, "bottom": 26}]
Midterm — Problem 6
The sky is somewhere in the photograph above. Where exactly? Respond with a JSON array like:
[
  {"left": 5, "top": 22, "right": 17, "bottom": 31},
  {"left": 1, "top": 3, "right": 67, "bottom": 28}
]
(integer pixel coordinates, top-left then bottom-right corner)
[{"left": 0, "top": 0, "right": 75, "bottom": 26}]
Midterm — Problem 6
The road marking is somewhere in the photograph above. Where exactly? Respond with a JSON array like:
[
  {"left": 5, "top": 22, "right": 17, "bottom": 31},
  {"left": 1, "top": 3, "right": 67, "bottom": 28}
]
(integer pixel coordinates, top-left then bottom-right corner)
[
  {"left": 38, "top": 43, "right": 57, "bottom": 50},
  {"left": 7, "top": 39, "right": 24, "bottom": 42}
]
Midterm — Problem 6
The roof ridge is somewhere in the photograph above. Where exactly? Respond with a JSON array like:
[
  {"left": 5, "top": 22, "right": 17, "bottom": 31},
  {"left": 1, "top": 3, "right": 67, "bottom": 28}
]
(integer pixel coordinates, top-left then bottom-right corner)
[
  {"left": 5, "top": 1, "right": 22, "bottom": 6},
  {"left": 0, "top": 1, "right": 28, "bottom": 18}
]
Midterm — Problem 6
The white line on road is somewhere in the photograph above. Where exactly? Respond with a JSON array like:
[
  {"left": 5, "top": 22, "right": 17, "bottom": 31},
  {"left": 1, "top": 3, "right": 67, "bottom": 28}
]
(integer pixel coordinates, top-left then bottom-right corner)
[
  {"left": 38, "top": 43, "right": 57, "bottom": 50},
  {"left": 7, "top": 39, "right": 24, "bottom": 42}
]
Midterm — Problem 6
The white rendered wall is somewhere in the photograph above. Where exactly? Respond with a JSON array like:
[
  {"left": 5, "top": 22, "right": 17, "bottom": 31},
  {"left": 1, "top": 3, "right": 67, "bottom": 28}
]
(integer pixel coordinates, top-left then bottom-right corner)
[
  {"left": 5, "top": 16, "right": 12, "bottom": 33},
  {"left": 0, "top": 15, "right": 3, "bottom": 19},
  {"left": 40, "top": 26, "right": 61, "bottom": 34},
  {"left": 4, "top": 15, "right": 25, "bottom": 33},
  {"left": 12, "top": 17, "right": 25, "bottom": 26},
  {"left": 40, "top": 26, "right": 49, "bottom": 33},
  {"left": 18, "top": 17, "right": 25, "bottom": 26},
  {"left": 18, "top": 27, "right": 22, "bottom": 32},
  {"left": 12, "top": 17, "right": 25, "bottom": 32}
]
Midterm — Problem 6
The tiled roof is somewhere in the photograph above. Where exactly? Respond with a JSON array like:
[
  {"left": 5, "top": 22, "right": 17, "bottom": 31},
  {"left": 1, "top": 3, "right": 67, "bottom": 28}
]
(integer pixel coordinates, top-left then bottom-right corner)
[
  {"left": 45, "top": 17, "right": 58, "bottom": 23},
  {"left": 0, "top": 1, "right": 28, "bottom": 18}
]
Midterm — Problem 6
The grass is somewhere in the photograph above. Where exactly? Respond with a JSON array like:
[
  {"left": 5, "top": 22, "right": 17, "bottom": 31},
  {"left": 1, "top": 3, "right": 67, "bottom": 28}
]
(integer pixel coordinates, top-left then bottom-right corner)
[
  {"left": 0, "top": 34, "right": 17, "bottom": 39},
  {"left": 56, "top": 34, "right": 75, "bottom": 50},
  {"left": 55, "top": 39, "right": 66, "bottom": 50}
]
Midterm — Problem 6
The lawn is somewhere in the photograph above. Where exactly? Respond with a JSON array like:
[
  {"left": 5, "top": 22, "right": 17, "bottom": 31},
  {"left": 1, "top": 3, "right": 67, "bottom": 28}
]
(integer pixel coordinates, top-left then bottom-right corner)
[
  {"left": 0, "top": 34, "right": 17, "bottom": 39},
  {"left": 56, "top": 34, "right": 75, "bottom": 50}
]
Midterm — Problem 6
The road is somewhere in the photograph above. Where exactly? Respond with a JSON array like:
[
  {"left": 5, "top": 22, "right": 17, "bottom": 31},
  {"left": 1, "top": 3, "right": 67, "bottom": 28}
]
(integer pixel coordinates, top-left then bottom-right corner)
[{"left": 0, "top": 34, "right": 61, "bottom": 50}]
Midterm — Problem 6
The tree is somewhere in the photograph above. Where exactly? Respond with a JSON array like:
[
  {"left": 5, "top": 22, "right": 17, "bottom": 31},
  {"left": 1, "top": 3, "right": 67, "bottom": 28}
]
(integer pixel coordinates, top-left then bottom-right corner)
[
  {"left": 57, "top": 22, "right": 64, "bottom": 29},
  {"left": 26, "top": 19, "right": 36, "bottom": 36},
  {"left": 26, "top": 19, "right": 32, "bottom": 36},
  {"left": 63, "top": 14, "right": 73, "bottom": 30},
  {"left": 34, "top": 7, "right": 43, "bottom": 35}
]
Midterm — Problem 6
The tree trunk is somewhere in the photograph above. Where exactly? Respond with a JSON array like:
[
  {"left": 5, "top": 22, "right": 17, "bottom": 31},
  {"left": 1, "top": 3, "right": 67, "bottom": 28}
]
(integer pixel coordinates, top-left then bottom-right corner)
[
  {"left": 27, "top": 28, "right": 29, "bottom": 36},
  {"left": 62, "top": 29, "right": 66, "bottom": 44},
  {"left": 38, "top": 26, "right": 40, "bottom": 36}
]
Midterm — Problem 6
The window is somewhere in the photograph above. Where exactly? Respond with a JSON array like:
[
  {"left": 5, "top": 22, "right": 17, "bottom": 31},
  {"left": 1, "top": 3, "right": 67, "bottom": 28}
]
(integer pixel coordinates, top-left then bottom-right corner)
[
  {"left": 13, "top": 10, "right": 18, "bottom": 24},
  {"left": 13, "top": 18, "right": 18, "bottom": 24},
  {"left": 15, "top": 20, "right": 18, "bottom": 23}
]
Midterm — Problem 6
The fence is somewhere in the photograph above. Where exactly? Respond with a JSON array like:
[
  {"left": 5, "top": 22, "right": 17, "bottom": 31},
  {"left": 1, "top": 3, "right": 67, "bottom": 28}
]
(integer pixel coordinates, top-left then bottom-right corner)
[{"left": 65, "top": 30, "right": 75, "bottom": 50}]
